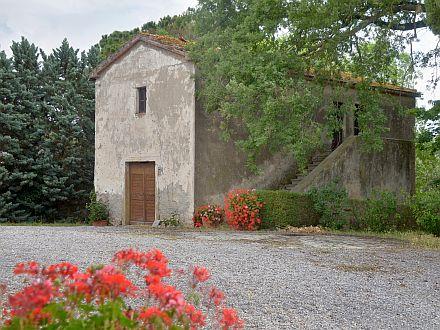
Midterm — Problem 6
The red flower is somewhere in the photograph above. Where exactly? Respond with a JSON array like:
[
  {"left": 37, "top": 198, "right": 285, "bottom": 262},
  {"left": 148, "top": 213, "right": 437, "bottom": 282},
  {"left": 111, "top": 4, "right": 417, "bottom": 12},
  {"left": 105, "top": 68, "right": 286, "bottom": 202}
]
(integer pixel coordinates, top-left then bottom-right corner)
[
  {"left": 1, "top": 249, "right": 244, "bottom": 330},
  {"left": 8, "top": 280, "right": 54, "bottom": 318},
  {"left": 92, "top": 265, "right": 137, "bottom": 298},
  {"left": 138, "top": 306, "right": 171, "bottom": 326},
  {"left": 219, "top": 308, "right": 244, "bottom": 329},
  {"left": 68, "top": 273, "right": 92, "bottom": 297},
  {"left": 193, "top": 266, "right": 210, "bottom": 283},
  {"left": 42, "top": 262, "right": 78, "bottom": 280},
  {"left": 113, "top": 249, "right": 171, "bottom": 278},
  {"left": 224, "top": 189, "right": 264, "bottom": 231},
  {"left": 193, "top": 205, "right": 224, "bottom": 228},
  {"left": 14, "top": 261, "right": 40, "bottom": 276},
  {"left": 209, "top": 287, "right": 225, "bottom": 306},
  {"left": 184, "top": 303, "right": 206, "bottom": 327},
  {"left": 148, "top": 282, "right": 185, "bottom": 311}
]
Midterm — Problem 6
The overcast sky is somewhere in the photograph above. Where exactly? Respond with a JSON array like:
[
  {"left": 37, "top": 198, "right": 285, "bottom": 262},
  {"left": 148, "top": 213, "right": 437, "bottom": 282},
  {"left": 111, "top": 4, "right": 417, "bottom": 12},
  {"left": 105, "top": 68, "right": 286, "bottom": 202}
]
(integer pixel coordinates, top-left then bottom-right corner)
[
  {"left": 0, "top": 0, "right": 437, "bottom": 107},
  {"left": 0, "top": 0, "right": 197, "bottom": 54}
]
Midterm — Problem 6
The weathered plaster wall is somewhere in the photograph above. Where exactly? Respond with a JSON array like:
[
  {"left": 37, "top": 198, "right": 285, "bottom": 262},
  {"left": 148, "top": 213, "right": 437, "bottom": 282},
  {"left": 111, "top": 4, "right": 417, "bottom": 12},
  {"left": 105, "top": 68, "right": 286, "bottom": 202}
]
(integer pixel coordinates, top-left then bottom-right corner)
[
  {"left": 293, "top": 136, "right": 415, "bottom": 199},
  {"left": 94, "top": 43, "right": 195, "bottom": 225}
]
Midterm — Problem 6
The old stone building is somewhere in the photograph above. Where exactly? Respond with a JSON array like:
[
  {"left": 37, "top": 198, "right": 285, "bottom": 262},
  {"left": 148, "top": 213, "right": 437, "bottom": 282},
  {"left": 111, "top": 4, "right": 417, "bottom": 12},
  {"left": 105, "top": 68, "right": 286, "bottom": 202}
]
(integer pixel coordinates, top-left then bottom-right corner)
[{"left": 91, "top": 34, "right": 419, "bottom": 225}]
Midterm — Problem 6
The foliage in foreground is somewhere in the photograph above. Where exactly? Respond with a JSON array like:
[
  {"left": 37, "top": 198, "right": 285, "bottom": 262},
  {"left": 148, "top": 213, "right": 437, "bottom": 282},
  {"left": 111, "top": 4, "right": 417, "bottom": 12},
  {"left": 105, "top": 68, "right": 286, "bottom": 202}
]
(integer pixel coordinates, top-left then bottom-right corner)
[{"left": 0, "top": 249, "right": 243, "bottom": 329}]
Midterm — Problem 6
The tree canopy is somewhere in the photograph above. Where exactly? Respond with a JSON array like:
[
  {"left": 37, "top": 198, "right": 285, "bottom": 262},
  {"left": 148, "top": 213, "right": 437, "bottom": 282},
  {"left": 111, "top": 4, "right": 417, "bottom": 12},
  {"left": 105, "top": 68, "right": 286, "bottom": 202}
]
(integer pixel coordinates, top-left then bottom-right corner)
[{"left": 185, "top": 0, "right": 439, "bottom": 168}]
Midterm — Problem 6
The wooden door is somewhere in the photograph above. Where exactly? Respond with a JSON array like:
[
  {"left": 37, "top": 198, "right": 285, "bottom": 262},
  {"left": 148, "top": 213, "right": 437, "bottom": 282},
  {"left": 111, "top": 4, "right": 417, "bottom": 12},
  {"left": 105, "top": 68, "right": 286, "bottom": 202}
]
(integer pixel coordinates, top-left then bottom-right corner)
[{"left": 129, "top": 162, "right": 155, "bottom": 224}]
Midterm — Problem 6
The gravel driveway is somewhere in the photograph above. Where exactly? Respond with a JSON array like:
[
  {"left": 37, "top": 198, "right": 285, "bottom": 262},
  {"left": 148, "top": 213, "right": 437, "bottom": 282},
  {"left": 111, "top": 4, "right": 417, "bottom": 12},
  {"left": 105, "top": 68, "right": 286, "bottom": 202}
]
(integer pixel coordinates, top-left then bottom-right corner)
[{"left": 0, "top": 226, "right": 439, "bottom": 329}]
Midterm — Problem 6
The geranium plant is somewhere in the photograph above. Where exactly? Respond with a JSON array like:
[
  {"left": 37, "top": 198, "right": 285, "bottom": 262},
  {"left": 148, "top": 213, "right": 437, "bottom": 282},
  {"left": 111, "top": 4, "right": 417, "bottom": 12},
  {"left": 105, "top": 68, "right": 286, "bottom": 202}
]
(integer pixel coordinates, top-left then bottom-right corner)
[
  {"left": 0, "top": 249, "right": 244, "bottom": 329},
  {"left": 86, "top": 190, "right": 109, "bottom": 225},
  {"left": 224, "top": 189, "right": 264, "bottom": 231},
  {"left": 193, "top": 205, "right": 224, "bottom": 228}
]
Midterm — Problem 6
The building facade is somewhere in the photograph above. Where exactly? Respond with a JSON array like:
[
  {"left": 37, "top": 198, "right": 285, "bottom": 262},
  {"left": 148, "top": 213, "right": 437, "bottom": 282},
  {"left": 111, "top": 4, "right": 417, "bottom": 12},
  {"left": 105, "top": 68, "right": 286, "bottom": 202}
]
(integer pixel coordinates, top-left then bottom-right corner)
[{"left": 92, "top": 34, "right": 418, "bottom": 225}]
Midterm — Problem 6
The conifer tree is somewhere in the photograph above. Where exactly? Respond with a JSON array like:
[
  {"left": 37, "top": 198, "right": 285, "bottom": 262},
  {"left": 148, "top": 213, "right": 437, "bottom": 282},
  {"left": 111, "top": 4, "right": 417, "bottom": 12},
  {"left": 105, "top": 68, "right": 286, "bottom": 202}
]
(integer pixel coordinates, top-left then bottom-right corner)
[{"left": 0, "top": 37, "right": 96, "bottom": 222}]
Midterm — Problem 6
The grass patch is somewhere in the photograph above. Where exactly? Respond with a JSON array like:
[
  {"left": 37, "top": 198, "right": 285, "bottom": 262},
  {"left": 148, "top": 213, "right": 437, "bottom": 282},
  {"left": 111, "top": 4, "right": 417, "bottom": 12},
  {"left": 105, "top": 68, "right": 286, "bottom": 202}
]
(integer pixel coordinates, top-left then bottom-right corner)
[
  {"left": 328, "top": 229, "right": 440, "bottom": 250},
  {"left": 335, "top": 264, "right": 381, "bottom": 273}
]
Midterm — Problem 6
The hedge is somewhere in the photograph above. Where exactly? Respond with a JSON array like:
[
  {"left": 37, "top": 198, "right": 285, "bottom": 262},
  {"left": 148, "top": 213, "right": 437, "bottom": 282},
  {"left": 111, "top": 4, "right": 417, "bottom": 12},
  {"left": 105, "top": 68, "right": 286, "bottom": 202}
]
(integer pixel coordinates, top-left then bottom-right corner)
[
  {"left": 350, "top": 199, "right": 417, "bottom": 231},
  {"left": 257, "top": 190, "right": 417, "bottom": 231},
  {"left": 256, "top": 190, "right": 320, "bottom": 229}
]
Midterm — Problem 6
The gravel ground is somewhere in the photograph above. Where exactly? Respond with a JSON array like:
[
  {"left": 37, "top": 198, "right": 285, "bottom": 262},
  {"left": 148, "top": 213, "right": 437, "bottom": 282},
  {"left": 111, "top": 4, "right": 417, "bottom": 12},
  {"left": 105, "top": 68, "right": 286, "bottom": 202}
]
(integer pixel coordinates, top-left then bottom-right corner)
[{"left": 0, "top": 226, "right": 439, "bottom": 329}]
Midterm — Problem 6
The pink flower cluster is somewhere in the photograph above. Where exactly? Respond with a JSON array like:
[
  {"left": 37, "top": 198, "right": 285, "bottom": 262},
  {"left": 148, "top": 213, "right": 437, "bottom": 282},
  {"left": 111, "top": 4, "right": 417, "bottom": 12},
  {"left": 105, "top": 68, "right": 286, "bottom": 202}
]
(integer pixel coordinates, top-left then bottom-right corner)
[
  {"left": 193, "top": 204, "right": 225, "bottom": 228},
  {"left": 224, "top": 189, "right": 264, "bottom": 231}
]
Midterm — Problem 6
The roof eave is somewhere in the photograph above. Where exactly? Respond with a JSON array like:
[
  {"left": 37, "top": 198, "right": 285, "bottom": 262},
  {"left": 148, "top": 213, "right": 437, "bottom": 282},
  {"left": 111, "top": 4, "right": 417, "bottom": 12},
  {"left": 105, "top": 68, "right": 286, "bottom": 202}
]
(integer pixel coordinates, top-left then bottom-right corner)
[{"left": 90, "top": 35, "right": 188, "bottom": 81}]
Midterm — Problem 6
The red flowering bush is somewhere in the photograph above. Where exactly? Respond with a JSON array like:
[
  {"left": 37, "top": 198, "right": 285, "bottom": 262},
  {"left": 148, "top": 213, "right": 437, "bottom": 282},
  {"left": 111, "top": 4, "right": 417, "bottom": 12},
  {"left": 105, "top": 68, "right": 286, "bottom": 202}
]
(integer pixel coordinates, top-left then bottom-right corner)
[
  {"left": 0, "top": 249, "right": 243, "bottom": 329},
  {"left": 224, "top": 189, "right": 264, "bottom": 231},
  {"left": 193, "top": 204, "right": 224, "bottom": 228}
]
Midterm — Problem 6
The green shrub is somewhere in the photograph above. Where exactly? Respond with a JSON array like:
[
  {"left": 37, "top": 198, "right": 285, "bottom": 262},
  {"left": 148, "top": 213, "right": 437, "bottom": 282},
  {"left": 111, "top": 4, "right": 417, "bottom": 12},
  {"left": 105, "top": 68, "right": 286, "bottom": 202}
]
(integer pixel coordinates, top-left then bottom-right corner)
[
  {"left": 257, "top": 190, "right": 320, "bottom": 229},
  {"left": 350, "top": 198, "right": 416, "bottom": 231},
  {"left": 361, "top": 190, "right": 400, "bottom": 232},
  {"left": 86, "top": 191, "right": 109, "bottom": 223},
  {"left": 412, "top": 190, "right": 440, "bottom": 237},
  {"left": 160, "top": 211, "right": 182, "bottom": 227},
  {"left": 308, "top": 182, "right": 351, "bottom": 230},
  {"left": 257, "top": 187, "right": 416, "bottom": 232}
]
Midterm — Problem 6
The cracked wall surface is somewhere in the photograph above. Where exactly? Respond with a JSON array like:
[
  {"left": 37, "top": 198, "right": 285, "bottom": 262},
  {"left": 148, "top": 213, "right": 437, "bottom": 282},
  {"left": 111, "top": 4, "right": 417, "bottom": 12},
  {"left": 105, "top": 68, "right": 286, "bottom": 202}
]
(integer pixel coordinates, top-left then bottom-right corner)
[{"left": 94, "top": 43, "right": 195, "bottom": 225}]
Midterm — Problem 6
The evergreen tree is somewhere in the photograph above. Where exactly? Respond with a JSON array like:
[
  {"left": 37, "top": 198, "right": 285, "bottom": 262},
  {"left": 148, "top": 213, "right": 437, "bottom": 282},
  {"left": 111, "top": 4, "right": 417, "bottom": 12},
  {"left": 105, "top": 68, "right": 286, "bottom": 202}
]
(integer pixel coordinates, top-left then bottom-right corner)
[
  {"left": 0, "top": 50, "right": 35, "bottom": 221},
  {"left": 0, "top": 37, "right": 96, "bottom": 222}
]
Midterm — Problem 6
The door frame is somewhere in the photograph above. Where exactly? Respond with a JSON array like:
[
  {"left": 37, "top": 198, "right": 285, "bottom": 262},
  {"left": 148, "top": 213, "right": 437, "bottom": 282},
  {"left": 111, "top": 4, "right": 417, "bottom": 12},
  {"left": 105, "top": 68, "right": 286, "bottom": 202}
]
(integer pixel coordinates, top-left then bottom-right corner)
[{"left": 124, "top": 161, "right": 157, "bottom": 225}]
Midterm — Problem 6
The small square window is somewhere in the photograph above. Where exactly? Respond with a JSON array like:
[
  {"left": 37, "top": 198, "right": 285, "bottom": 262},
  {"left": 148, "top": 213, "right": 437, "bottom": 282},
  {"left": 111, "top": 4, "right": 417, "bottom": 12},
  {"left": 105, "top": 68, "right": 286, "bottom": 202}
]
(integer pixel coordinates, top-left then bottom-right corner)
[{"left": 137, "top": 87, "right": 146, "bottom": 114}]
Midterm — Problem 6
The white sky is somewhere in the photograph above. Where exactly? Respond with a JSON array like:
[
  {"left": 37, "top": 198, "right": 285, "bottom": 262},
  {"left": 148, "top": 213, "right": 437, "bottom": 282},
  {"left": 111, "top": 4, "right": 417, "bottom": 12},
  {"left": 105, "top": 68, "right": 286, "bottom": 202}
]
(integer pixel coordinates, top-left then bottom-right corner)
[
  {"left": 0, "top": 0, "right": 438, "bottom": 108},
  {"left": 0, "top": 0, "right": 197, "bottom": 53}
]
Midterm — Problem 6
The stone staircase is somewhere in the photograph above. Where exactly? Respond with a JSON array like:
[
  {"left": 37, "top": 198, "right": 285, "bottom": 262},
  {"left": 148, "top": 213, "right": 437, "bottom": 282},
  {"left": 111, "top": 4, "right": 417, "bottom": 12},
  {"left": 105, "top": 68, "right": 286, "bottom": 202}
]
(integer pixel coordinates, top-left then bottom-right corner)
[{"left": 284, "top": 148, "right": 332, "bottom": 191}]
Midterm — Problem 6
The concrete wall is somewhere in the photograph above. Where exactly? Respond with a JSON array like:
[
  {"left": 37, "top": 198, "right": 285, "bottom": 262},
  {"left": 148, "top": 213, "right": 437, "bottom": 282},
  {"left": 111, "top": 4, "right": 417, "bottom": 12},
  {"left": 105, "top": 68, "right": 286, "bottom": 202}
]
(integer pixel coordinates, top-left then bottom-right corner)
[
  {"left": 94, "top": 42, "right": 195, "bottom": 225},
  {"left": 293, "top": 136, "right": 415, "bottom": 199}
]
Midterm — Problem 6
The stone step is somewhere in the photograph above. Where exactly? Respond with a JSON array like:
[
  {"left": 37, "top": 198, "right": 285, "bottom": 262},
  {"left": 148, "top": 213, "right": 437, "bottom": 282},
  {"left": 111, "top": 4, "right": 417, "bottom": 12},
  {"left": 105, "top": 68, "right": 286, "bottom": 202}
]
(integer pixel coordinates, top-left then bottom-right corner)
[
  {"left": 290, "top": 178, "right": 302, "bottom": 185},
  {"left": 283, "top": 149, "right": 333, "bottom": 190},
  {"left": 313, "top": 153, "right": 330, "bottom": 160}
]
